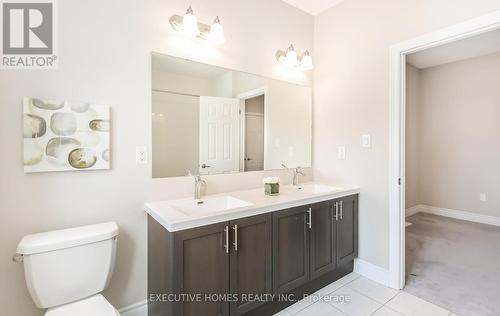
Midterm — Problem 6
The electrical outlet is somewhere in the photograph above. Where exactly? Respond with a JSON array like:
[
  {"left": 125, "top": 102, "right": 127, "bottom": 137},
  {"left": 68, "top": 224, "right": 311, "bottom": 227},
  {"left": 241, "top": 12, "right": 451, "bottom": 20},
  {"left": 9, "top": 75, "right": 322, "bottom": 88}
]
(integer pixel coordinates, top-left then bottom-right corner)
[
  {"left": 362, "top": 134, "right": 371, "bottom": 148},
  {"left": 136, "top": 146, "right": 148, "bottom": 165},
  {"left": 480, "top": 193, "right": 487, "bottom": 202},
  {"left": 338, "top": 146, "right": 346, "bottom": 160}
]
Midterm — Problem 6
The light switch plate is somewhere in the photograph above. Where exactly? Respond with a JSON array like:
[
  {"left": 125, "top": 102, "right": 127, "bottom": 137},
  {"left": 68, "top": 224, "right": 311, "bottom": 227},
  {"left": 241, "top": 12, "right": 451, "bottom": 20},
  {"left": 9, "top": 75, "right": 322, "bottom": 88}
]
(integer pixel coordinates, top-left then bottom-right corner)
[
  {"left": 480, "top": 193, "right": 487, "bottom": 202},
  {"left": 362, "top": 134, "right": 371, "bottom": 148},
  {"left": 338, "top": 146, "right": 346, "bottom": 160},
  {"left": 136, "top": 146, "right": 148, "bottom": 165}
]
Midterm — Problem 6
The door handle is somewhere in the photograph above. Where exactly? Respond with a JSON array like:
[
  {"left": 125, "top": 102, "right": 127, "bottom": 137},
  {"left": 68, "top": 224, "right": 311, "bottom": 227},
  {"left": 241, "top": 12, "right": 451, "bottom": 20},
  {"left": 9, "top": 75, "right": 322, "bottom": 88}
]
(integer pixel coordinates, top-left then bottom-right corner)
[
  {"left": 244, "top": 158, "right": 252, "bottom": 161},
  {"left": 232, "top": 224, "right": 238, "bottom": 251},
  {"left": 306, "top": 208, "right": 312, "bottom": 229},
  {"left": 340, "top": 200, "right": 343, "bottom": 220},
  {"left": 201, "top": 163, "right": 211, "bottom": 168},
  {"left": 224, "top": 226, "right": 229, "bottom": 254},
  {"left": 334, "top": 202, "right": 339, "bottom": 221}
]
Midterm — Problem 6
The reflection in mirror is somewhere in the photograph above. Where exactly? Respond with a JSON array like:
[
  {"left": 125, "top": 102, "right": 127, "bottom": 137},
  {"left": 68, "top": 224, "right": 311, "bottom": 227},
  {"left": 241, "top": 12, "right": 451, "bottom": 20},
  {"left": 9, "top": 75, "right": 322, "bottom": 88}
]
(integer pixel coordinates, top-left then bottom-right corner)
[{"left": 152, "top": 53, "right": 312, "bottom": 178}]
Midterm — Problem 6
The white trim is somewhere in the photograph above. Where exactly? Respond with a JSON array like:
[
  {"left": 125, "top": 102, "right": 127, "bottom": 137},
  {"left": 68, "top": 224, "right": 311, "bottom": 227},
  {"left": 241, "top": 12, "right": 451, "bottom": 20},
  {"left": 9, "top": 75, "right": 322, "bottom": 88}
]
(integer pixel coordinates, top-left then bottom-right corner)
[
  {"left": 405, "top": 205, "right": 421, "bottom": 217},
  {"left": 389, "top": 10, "right": 500, "bottom": 290},
  {"left": 406, "top": 205, "right": 500, "bottom": 227},
  {"left": 353, "top": 258, "right": 390, "bottom": 287},
  {"left": 118, "top": 300, "right": 147, "bottom": 316}
]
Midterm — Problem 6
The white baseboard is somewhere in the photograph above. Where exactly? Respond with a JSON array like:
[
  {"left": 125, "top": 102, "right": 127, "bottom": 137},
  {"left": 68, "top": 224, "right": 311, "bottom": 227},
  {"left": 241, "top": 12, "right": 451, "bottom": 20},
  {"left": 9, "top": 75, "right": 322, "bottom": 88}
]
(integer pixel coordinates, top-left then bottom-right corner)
[
  {"left": 353, "top": 258, "right": 390, "bottom": 287},
  {"left": 119, "top": 300, "right": 147, "bottom": 316},
  {"left": 405, "top": 205, "right": 421, "bottom": 217},
  {"left": 405, "top": 204, "right": 500, "bottom": 227}
]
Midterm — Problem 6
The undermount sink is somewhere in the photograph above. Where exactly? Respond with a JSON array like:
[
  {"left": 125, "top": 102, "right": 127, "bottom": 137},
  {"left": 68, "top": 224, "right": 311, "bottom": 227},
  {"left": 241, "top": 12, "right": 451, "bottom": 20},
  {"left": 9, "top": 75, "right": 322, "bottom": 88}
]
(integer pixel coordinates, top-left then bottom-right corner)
[
  {"left": 292, "top": 183, "right": 340, "bottom": 194},
  {"left": 170, "top": 196, "right": 253, "bottom": 216}
]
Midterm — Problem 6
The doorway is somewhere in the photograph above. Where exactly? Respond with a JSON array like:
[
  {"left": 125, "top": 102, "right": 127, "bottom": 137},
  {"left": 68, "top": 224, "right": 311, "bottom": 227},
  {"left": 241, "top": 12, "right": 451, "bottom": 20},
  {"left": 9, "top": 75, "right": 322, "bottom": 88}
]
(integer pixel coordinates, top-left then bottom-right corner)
[
  {"left": 389, "top": 11, "right": 500, "bottom": 291},
  {"left": 243, "top": 95, "right": 265, "bottom": 171}
]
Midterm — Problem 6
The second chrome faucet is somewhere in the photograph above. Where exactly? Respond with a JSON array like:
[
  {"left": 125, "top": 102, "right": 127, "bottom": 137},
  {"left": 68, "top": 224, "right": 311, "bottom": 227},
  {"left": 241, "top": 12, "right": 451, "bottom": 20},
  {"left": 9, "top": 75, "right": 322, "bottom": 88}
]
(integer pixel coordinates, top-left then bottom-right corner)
[
  {"left": 281, "top": 164, "right": 306, "bottom": 186},
  {"left": 194, "top": 175, "right": 206, "bottom": 200}
]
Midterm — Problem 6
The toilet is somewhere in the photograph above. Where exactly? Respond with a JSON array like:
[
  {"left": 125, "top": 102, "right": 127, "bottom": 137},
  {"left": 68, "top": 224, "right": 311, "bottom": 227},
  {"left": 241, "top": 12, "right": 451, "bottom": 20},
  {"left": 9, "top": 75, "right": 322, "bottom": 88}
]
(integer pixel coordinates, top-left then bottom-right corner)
[{"left": 16, "top": 222, "right": 120, "bottom": 316}]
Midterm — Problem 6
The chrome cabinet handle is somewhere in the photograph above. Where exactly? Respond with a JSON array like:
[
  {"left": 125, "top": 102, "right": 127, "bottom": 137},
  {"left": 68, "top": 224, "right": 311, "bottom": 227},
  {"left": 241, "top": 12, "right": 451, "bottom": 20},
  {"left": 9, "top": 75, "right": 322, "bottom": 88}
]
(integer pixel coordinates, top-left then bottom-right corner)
[
  {"left": 307, "top": 208, "right": 312, "bottom": 229},
  {"left": 224, "top": 226, "right": 229, "bottom": 254},
  {"left": 233, "top": 224, "right": 238, "bottom": 251},
  {"left": 201, "top": 163, "right": 211, "bottom": 168},
  {"left": 334, "top": 202, "right": 339, "bottom": 221},
  {"left": 340, "top": 200, "right": 343, "bottom": 220}
]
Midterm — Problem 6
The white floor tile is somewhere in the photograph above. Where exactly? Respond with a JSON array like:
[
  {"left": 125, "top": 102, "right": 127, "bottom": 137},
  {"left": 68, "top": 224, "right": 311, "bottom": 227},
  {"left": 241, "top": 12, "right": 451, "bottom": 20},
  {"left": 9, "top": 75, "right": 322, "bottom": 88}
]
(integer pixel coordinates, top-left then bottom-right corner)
[
  {"left": 371, "top": 306, "right": 404, "bottom": 316},
  {"left": 328, "top": 286, "right": 382, "bottom": 316},
  {"left": 336, "top": 272, "right": 360, "bottom": 285},
  {"left": 313, "top": 280, "right": 345, "bottom": 296},
  {"left": 346, "top": 276, "right": 399, "bottom": 304},
  {"left": 295, "top": 302, "right": 346, "bottom": 316},
  {"left": 283, "top": 297, "right": 315, "bottom": 315},
  {"left": 386, "top": 292, "right": 450, "bottom": 316}
]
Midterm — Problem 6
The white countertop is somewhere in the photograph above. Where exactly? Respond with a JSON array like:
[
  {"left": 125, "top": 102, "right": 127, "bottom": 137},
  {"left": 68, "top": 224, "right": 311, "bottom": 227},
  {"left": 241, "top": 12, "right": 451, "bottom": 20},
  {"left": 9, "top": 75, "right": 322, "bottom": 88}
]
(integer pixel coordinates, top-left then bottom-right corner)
[{"left": 145, "top": 181, "right": 360, "bottom": 232}]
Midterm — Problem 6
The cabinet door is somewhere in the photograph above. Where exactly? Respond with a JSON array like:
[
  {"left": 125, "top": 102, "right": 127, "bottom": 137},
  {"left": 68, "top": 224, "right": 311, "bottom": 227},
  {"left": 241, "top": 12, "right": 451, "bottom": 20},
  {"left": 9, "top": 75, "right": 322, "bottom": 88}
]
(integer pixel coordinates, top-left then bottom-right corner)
[
  {"left": 229, "top": 214, "right": 272, "bottom": 315},
  {"left": 272, "top": 206, "right": 310, "bottom": 293},
  {"left": 336, "top": 195, "right": 358, "bottom": 266},
  {"left": 310, "top": 200, "right": 337, "bottom": 279},
  {"left": 173, "top": 222, "right": 230, "bottom": 316}
]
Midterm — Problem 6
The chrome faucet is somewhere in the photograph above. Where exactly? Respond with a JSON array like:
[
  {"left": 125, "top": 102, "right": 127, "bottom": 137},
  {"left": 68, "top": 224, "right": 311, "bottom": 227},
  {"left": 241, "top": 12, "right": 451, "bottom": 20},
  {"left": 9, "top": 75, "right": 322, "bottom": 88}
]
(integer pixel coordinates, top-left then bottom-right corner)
[
  {"left": 194, "top": 175, "right": 206, "bottom": 200},
  {"left": 281, "top": 164, "right": 306, "bottom": 186}
]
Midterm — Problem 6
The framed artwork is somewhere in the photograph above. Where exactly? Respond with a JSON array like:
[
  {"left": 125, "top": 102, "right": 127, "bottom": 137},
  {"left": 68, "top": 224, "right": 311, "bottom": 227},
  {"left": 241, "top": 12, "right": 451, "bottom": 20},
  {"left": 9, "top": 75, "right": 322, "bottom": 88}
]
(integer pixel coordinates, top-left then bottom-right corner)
[{"left": 23, "top": 97, "right": 110, "bottom": 172}]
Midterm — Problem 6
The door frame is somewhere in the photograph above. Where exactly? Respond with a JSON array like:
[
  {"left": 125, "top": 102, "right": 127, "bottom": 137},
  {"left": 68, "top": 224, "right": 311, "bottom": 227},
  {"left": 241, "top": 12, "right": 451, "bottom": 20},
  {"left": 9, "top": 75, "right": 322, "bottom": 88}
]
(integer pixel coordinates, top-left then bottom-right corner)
[
  {"left": 389, "top": 10, "right": 500, "bottom": 289},
  {"left": 236, "top": 87, "right": 268, "bottom": 171}
]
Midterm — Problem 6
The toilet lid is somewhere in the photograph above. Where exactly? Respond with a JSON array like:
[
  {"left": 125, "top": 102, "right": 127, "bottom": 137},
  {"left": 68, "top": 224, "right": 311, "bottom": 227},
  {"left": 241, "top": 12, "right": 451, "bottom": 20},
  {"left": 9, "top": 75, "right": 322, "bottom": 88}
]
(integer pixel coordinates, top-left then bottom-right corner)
[{"left": 45, "top": 294, "right": 118, "bottom": 316}]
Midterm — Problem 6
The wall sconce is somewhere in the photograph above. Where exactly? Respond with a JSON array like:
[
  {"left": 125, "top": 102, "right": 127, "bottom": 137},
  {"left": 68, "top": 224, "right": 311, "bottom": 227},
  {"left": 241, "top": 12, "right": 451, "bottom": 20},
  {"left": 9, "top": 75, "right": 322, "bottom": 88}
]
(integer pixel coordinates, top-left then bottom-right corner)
[
  {"left": 276, "top": 44, "right": 314, "bottom": 71},
  {"left": 169, "top": 6, "right": 226, "bottom": 45}
]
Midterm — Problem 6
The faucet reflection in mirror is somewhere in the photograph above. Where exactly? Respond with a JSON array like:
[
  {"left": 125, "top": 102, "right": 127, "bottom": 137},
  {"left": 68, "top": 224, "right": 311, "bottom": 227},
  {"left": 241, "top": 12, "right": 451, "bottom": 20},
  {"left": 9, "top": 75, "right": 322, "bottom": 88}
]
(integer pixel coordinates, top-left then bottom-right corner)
[{"left": 169, "top": 6, "right": 226, "bottom": 45}]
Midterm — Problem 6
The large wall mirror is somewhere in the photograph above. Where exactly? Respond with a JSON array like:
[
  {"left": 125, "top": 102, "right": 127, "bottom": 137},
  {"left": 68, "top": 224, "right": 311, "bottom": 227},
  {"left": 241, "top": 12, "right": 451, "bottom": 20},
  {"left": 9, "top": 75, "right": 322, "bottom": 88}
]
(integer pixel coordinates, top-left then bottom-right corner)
[{"left": 151, "top": 53, "right": 312, "bottom": 178}]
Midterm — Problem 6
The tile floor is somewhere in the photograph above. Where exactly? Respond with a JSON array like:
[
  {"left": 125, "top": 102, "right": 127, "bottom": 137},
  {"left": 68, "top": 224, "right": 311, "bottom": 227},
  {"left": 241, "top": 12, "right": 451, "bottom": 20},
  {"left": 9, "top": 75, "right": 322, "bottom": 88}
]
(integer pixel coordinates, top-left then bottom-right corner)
[{"left": 273, "top": 272, "right": 456, "bottom": 316}]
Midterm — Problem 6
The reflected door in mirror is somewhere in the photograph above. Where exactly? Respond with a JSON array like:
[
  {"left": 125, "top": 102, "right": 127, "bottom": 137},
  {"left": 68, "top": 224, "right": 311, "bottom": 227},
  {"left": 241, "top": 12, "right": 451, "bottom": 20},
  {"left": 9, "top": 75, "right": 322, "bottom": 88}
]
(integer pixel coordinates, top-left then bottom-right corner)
[{"left": 199, "top": 96, "right": 240, "bottom": 175}]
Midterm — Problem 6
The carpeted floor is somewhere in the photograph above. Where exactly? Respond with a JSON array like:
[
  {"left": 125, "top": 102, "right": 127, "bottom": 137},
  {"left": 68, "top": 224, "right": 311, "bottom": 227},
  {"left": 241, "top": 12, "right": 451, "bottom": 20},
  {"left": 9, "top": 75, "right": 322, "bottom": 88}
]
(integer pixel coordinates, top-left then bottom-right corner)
[{"left": 405, "top": 213, "right": 500, "bottom": 316}]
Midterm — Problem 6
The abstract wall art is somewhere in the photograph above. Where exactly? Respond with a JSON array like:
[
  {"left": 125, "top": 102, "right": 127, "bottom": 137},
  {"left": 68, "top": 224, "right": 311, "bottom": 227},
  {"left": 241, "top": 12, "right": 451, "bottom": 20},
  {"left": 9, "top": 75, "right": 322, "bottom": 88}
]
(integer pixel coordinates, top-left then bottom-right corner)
[{"left": 23, "top": 97, "right": 111, "bottom": 173}]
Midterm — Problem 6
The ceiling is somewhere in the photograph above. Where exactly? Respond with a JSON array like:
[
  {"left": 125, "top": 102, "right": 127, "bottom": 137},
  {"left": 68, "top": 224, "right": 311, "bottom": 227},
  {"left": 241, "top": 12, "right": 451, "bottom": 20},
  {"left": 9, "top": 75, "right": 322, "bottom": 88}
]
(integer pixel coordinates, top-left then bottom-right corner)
[
  {"left": 407, "top": 29, "right": 500, "bottom": 69},
  {"left": 152, "top": 53, "right": 229, "bottom": 79},
  {"left": 281, "top": 0, "right": 345, "bottom": 15}
]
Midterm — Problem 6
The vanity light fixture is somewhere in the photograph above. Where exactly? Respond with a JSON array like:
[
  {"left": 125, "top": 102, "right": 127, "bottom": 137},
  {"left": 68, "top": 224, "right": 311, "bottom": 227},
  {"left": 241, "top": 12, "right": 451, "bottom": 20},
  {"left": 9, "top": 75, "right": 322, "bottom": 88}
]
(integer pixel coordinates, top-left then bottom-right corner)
[
  {"left": 169, "top": 6, "right": 226, "bottom": 45},
  {"left": 276, "top": 44, "right": 314, "bottom": 71}
]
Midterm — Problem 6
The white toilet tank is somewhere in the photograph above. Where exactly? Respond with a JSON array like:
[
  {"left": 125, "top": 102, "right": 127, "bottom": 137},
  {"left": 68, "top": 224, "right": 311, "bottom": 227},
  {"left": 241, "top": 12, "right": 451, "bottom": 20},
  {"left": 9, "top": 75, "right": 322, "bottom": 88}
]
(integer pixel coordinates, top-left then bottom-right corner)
[{"left": 17, "top": 222, "right": 119, "bottom": 309}]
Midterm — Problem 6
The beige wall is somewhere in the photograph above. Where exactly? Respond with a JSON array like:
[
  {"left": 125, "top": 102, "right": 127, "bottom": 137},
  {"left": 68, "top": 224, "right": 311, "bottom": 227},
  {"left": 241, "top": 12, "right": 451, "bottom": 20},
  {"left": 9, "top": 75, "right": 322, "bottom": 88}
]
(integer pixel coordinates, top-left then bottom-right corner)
[
  {"left": 406, "top": 52, "right": 500, "bottom": 216},
  {"left": 0, "top": 0, "right": 313, "bottom": 315},
  {"left": 314, "top": 0, "right": 500, "bottom": 269},
  {"left": 405, "top": 65, "right": 421, "bottom": 209}
]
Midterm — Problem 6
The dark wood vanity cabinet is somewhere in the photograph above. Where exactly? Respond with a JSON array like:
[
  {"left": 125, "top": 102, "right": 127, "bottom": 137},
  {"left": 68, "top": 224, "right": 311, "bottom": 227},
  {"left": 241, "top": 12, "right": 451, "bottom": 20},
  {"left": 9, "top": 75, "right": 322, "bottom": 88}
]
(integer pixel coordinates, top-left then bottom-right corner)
[
  {"left": 310, "top": 200, "right": 337, "bottom": 279},
  {"left": 148, "top": 194, "right": 358, "bottom": 316},
  {"left": 230, "top": 214, "right": 272, "bottom": 316},
  {"left": 336, "top": 195, "right": 358, "bottom": 266},
  {"left": 272, "top": 206, "right": 310, "bottom": 294}
]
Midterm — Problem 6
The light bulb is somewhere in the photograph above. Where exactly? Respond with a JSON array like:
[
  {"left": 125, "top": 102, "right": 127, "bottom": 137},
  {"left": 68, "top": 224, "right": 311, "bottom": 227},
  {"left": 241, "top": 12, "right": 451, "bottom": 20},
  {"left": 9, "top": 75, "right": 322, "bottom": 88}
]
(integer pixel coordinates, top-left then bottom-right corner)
[
  {"left": 300, "top": 51, "right": 314, "bottom": 70},
  {"left": 181, "top": 6, "right": 199, "bottom": 37},
  {"left": 283, "top": 44, "right": 299, "bottom": 68},
  {"left": 208, "top": 16, "right": 226, "bottom": 44}
]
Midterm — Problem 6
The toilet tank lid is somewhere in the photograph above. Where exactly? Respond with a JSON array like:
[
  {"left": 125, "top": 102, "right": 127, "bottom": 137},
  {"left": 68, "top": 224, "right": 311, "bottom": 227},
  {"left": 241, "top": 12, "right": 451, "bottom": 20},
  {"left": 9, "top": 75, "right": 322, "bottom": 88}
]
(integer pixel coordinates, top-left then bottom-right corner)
[{"left": 17, "top": 222, "right": 119, "bottom": 255}]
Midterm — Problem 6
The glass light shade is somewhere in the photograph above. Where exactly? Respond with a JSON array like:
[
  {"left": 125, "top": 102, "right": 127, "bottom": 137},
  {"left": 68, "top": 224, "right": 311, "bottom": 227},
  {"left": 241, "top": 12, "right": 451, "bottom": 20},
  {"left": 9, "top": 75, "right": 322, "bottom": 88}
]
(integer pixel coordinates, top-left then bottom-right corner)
[
  {"left": 181, "top": 8, "right": 199, "bottom": 37},
  {"left": 300, "top": 54, "right": 314, "bottom": 70},
  {"left": 283, "top": 45, "right": 299, "bottom": 68},
  {"left": 208, "top": 18, "right": 226, "bottom": 44}
]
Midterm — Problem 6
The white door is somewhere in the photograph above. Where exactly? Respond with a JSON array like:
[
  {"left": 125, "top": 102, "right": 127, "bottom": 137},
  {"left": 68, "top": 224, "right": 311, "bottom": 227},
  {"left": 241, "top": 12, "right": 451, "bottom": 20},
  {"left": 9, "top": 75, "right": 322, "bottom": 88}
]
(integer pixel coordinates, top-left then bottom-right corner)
[
  {"left": 245, "top": 113, "right": 264, "bottom": 171},
  {"left": 199, "top": 96, "right": 240, "bottom": 174}
]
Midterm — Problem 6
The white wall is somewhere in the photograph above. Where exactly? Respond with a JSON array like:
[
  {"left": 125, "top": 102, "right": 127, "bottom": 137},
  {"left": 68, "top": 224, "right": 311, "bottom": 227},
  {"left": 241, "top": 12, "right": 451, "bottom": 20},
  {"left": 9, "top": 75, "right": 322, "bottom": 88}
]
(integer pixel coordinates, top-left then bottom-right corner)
[
  {"left": 0, "top": 0, "right": 313, "bottom": 315},
  {"left": 407, "top": 52, "right": 500, "bottom": 216},
  {"left": 313, "top": 0, "right": 500, "bottom": 269}
]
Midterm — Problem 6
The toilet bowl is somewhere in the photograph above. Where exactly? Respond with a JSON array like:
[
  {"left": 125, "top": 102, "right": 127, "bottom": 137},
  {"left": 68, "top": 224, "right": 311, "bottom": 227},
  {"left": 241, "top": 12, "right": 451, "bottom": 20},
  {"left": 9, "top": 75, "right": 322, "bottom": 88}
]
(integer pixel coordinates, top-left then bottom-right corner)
[{"left": 16, "top": 222, "right": 120, "bottom": 315}]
